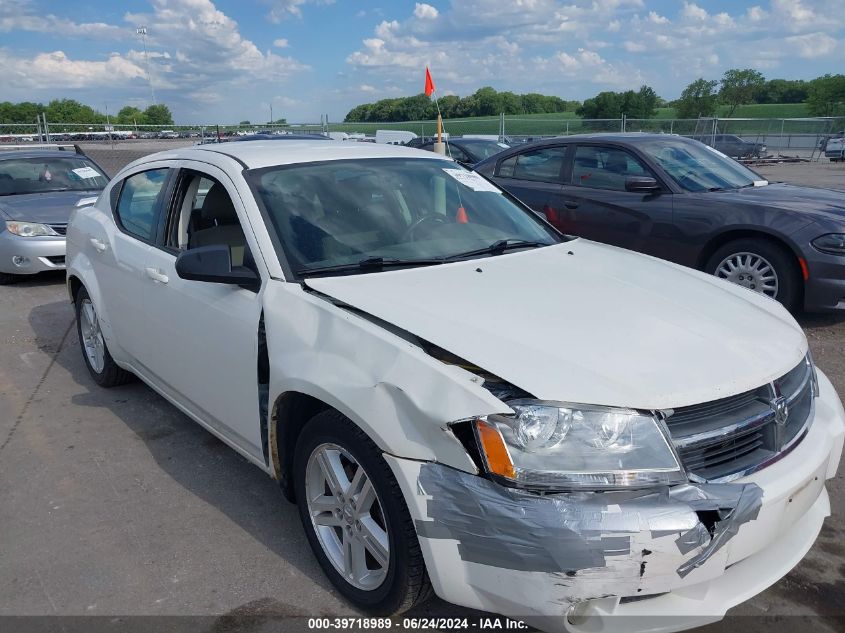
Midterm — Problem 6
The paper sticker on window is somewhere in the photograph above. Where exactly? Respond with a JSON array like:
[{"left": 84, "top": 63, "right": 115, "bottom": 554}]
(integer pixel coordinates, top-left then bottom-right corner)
[
  {"left": 72, "top": 166, "right": 101, "bottom": 179},
  {"left": 442, "top": 169, "right": 500, "bottom": 192}
]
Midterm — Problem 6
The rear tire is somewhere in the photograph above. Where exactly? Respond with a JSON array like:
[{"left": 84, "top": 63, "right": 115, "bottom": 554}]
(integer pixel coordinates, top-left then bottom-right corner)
[
  {"left": 705, "top": 238, "right": 800, "bottom": 311},
  {"left": 75, "top": 286, "right": 133, "bottom": 387},
  {"left": 294, "top": 410, "right": 432, "bottom": 615}
]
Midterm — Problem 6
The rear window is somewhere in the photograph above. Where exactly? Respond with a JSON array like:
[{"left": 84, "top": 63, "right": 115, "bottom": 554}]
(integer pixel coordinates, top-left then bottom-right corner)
[{"left": 0, "top": 156, "right": 108, "bottom": 196}]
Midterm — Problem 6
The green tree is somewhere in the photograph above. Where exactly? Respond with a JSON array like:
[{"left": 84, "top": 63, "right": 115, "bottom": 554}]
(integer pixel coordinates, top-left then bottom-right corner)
[
  {"left": 675, "top": 78, "right": 719, "bottom": 119},
  {"left": 576, "top": 91, "right": 623, "bottom": 118},
  {"left": 143, "top": 104, "right": 174, "bottom": 126},
  {"left": 807, "top": 74, "right": 845, "bottom": 117},
  {"left": 757, "top": 79, "right": 808, "bottom": 104},
  {"left": 719, "top": 68, "right": 766, "bottom": 117},
  {"left": 621, "top": 85, "right": 659, "bottom": 118},
  {"left": 239, "top": 120, "right": 251, "bottom": 125},
  {"left": 116, "top": 106, "right": 145, "bottom": 125},
  {"left": 0, "top": 101, "right": 45, "bottom": 123},
  {"left": 45, "top": 99, "right": 105, "bottom": 124}
]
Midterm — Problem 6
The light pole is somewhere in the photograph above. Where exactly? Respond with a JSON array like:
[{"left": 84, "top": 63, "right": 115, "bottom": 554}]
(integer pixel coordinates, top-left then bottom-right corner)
[{"left": 136, "top": 27, "right": 157, "bottom": 105}]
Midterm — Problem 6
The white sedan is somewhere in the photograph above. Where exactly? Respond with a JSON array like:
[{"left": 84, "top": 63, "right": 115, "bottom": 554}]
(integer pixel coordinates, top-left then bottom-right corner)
[{"left": 66, "top": 141, "right": 844, "bottom": 632}]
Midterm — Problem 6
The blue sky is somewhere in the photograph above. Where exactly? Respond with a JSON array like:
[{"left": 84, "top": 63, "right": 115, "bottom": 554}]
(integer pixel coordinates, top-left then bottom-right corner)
[{"left": 0, "top": 0, "right": 842, "bottom": 123}]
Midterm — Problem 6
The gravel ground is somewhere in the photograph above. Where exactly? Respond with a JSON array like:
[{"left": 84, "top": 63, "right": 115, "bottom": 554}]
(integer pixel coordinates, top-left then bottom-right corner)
[{"left": 0, "top": 159, "right": 843, "bottom": 633}]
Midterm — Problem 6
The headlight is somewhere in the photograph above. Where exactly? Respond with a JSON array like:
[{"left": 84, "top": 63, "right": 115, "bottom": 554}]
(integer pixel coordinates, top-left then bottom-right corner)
[
  {"left": 811, "top": 233, "right": 845, "bottom": 255},
  {"left": 473, "top": 400, "right": 685, "bottom": 491},
  {"left": 5, "top": 221, "right": 59, "bottom": 237}
]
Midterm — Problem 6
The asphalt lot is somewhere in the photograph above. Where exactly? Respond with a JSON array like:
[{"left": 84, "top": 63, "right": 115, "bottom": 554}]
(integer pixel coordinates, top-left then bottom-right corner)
[{"left": 1, "top": 160, "right": 844, "bottom": 633}]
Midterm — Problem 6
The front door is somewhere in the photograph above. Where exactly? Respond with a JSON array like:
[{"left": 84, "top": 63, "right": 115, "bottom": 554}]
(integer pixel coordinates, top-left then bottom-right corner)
[
  {"left": 137, "top": 163, "right": 266, "bottom": 463},
  {"left": 559, "top": 144, "right": 675, "bottom": 259}
]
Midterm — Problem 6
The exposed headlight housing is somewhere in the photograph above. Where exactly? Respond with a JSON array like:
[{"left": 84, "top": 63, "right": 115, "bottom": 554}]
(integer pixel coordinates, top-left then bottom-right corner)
[
  {"left": 473, "top": 400, "right": 686, "bottom": 491},
  {"left": 811, "top": 233, "right": 845, "bottom": 255},
  {"left": 5, "top": 221, "right": 59, "bottom": 237}
]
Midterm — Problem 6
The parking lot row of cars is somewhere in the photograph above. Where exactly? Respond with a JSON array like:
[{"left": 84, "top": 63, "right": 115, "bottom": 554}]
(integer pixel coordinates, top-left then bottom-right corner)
[{"left": 1, "top": 135, "right": 844, "bottom": 632}]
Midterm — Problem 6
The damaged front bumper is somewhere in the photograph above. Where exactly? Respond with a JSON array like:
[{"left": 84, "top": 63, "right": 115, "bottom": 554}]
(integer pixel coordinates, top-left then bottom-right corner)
[{"left": 386, "top": 370, "right": 845, "bottom": 633}]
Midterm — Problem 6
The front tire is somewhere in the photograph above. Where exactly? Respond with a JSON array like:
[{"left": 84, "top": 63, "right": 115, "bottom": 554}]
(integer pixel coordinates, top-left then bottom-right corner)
[
  {"left": 705, "top": 238, "right": 800, "bottom": 311},
  {"left": 75, "top": 287, "right": 133, "bottom": 387},
  {"left": 0, "top": 271, "right": 20, "bottom": 285},
  {"left": 294, "top": 410, "right": 432, "bottom": 615}
]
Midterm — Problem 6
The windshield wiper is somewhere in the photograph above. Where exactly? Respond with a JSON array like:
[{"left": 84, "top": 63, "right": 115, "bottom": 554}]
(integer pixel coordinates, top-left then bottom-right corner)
[
  {"left": 298, "top": 256, "right": 444, "bottom": 277},
  {"left": 443, "top": 239, "right": 548, "bottom": 262}
]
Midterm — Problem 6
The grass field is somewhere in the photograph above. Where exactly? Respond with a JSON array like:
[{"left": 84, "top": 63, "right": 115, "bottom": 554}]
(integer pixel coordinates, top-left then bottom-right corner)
[{"left": 330, "top": 103, "right": 815, "bottom": 136}]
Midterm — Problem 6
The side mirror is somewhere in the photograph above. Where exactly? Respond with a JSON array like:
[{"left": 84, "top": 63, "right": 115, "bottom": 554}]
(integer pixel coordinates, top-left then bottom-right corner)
[
  {"left": 175, "top": 245, "right": 259, "bottom": 290},
  {"left": 625, "top": 176, "right": 661, "bottom": 193}
]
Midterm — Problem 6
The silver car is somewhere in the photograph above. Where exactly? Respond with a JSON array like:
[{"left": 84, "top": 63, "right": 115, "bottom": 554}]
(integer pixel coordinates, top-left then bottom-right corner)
[{"left": 0, "top": 148, "right": 108, "bottom": 284}]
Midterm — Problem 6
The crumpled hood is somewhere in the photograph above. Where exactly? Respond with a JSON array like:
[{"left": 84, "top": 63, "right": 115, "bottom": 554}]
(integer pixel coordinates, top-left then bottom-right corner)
[
  {"left": 0, "top": 190, "right": 100, "bottom": 224},
  {"left": 305, "top": 241, "right": 807, "bottom": 410},
  {"left": 701, "top": 182, "right": 845, "bottom": 222}
]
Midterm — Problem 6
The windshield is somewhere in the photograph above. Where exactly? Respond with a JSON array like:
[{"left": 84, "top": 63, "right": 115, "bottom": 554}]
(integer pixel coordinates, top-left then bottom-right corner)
[
  {"left": 249, "top": 158, "right": 560, "bottom": 276},
  {"left": 0, "top": 156, "right": 108, "bottom": 196},
  {"left": 459, "top": 140, "right": 510, "bottom": 162},
  {"left": 640, "top": 138, "right": 762, "bottom": 192}
]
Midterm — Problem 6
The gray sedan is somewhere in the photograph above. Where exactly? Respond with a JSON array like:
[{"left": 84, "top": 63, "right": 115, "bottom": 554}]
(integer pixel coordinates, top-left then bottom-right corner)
[
  {"left": 0, "top": 149, "right": 108, "bottom": 284},
  {"left": 474, "top": 133, "right": 845, "bottom": 312}
]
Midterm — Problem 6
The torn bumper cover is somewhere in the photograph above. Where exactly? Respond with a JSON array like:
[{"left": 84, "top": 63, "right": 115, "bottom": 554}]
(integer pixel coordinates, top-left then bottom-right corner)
[{"left": 385, "top": 372, "right": 845, "bottom": 633}]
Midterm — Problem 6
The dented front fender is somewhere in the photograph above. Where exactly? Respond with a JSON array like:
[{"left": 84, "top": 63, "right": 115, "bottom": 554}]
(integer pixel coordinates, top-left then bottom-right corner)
[{"left": 262, "top": 281, "right": 510, "bottom": 473}]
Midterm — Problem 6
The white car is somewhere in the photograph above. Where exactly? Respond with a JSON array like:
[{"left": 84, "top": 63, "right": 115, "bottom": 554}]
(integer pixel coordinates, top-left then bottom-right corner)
[{"left": 66, "top": 141, "right": 844, "bottom": 632}]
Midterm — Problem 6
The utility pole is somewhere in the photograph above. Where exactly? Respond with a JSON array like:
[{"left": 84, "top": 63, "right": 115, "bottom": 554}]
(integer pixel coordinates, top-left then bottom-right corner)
[
  {"left": 136, "top": 27, "right": 157, "bottom": 105},
  {"left": 270, "top": 102, "right": 273, "bottom": 126}
]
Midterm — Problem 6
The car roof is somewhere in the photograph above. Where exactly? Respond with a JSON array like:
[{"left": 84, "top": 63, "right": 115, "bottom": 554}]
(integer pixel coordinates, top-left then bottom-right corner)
[
  {"left": 522, "top": 133, "right": 696, "bottom": 145},
  {"left": 139, "top": 140, "right": 451, "bottom": 170},
  {"left": 0, "top": 149, "right": 89, "bottom": 161},
  {"left": 234, "top": 134, "right": 330, "bottom": 142}
]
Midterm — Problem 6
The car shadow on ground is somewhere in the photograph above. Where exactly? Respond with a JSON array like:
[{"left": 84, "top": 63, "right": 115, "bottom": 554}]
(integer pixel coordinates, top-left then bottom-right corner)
[{"left": 26, "top": 299, "right": 487, "bottom": 623}]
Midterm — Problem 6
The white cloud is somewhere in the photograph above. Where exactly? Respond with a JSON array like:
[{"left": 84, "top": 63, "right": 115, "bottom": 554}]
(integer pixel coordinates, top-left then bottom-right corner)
[
  {"left": 0, "top": 0, "right": 125, "bottom": 38},
  {"left": 0, "top": 49, "right": 146, "bottom": 89},
  {"left": 264, "top": 0, "right": 335, "bottom": 22},
  {"left": 785, "top": 32, "right": 837, "bottom": 58},
  {"left": 413, "top": 3, "right": 439, "bottom": 20},
  {"left": 746, "top": 6, "right": 766, "bottom": 22},
  {"left": 624, "top": 41, "right": 647, "bottom": 52},
  {"left": 273, "top": 38, "right": 289, "bottom": 48},
  {"left": 607, "top": 19, "right": 621, "bottom": 32},
  {"left": 359, "top": 84, "right": 377, "bottom": 92},
  {"left": 647, "top": 11, "right": 669, "bottom": 25},
  {"left": 681, "top": 2, "right": 708, "bottom": 21}
]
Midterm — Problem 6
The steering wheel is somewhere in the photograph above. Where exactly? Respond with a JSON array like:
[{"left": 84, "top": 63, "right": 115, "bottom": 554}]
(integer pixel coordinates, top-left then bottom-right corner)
[{"left": 402, "top": 213, "right": 447, "bottom": 241}]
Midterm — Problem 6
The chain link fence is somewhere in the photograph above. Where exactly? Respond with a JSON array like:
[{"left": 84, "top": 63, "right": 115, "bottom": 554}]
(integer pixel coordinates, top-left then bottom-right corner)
[{"left": 3, "top": 115, "right": 844, "bottom": 175}]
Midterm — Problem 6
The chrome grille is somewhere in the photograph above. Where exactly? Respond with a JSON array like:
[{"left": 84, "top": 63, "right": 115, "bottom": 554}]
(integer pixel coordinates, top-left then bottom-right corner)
[
  {"left": 47, "top": 223, "right": 67, "bottom": 236},
  {"left": 666, "top": 357, "right": 815, "bottom": 482}
]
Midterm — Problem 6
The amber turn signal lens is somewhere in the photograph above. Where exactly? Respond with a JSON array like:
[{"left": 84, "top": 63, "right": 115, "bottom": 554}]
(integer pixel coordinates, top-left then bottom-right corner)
[{"left": 475, "top": 419, "right": 516, "bottom": 479}]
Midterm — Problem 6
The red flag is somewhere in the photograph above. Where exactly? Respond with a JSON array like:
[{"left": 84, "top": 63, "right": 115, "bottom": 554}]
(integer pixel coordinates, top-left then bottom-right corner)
[{"left": 424, "top": 67, "right": 435, "bottom": 97}]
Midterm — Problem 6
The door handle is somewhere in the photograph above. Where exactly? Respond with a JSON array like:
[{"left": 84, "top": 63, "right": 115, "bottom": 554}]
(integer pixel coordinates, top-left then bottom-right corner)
[
  {"left": 89, "top": 238, "right": 107, "bottom": 253},
  {"left": 145, "top": 267, "right": 169, "bottom": 284},
  {"left": 563, "top": 200, "right": 579, "bottom": 209}
]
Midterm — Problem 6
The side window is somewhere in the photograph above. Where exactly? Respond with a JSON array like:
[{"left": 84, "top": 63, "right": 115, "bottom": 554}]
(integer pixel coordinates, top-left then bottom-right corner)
[
  {"left": 115, "top": 169, "right": 169, "bottom": 241},
  {"left": 447, "top": 145, "right": 470, "bottom": 163},
  {"left": 496, "top": 147, "right": 566, "bottom": 183},
  {"left": 570, "top": 146, "right": 652, "bottom": 191},
  {"left": 166, "top": 170, "right": 248, "bottom": 267}
]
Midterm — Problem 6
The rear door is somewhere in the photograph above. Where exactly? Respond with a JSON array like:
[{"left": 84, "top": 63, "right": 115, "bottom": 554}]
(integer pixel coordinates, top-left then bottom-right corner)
[
  {"left": 91, "top": 166, "right": 172, "bottom": 362},
  {"left": 559, "top": 144, "right": 675, "bottom": 258},
  {"left": 489, "top": 145, "right": 569, "bottom": 227}
]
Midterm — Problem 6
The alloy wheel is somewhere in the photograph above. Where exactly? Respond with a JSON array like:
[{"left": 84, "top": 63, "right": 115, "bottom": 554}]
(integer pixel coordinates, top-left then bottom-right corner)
[
  {"left": 305, "top": 443, "right": 390, "bottom": 591},
  {"left": 715, "top": 251, "right": 779, "bottom": 298},
  {"left": 79, "top": 298, "right": 106, "bottom": 373}
]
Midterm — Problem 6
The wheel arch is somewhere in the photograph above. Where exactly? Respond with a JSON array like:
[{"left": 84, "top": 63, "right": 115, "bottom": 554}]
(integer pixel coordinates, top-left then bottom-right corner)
[
  {"left": 696, "top": 228, "right": 806, "bottom": 307},
  {"left": 696, "top": 228, "right": 805, "bottom": 274},
  {"left": 270, "top": 390, "right": 334, "bottom": 502}
]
